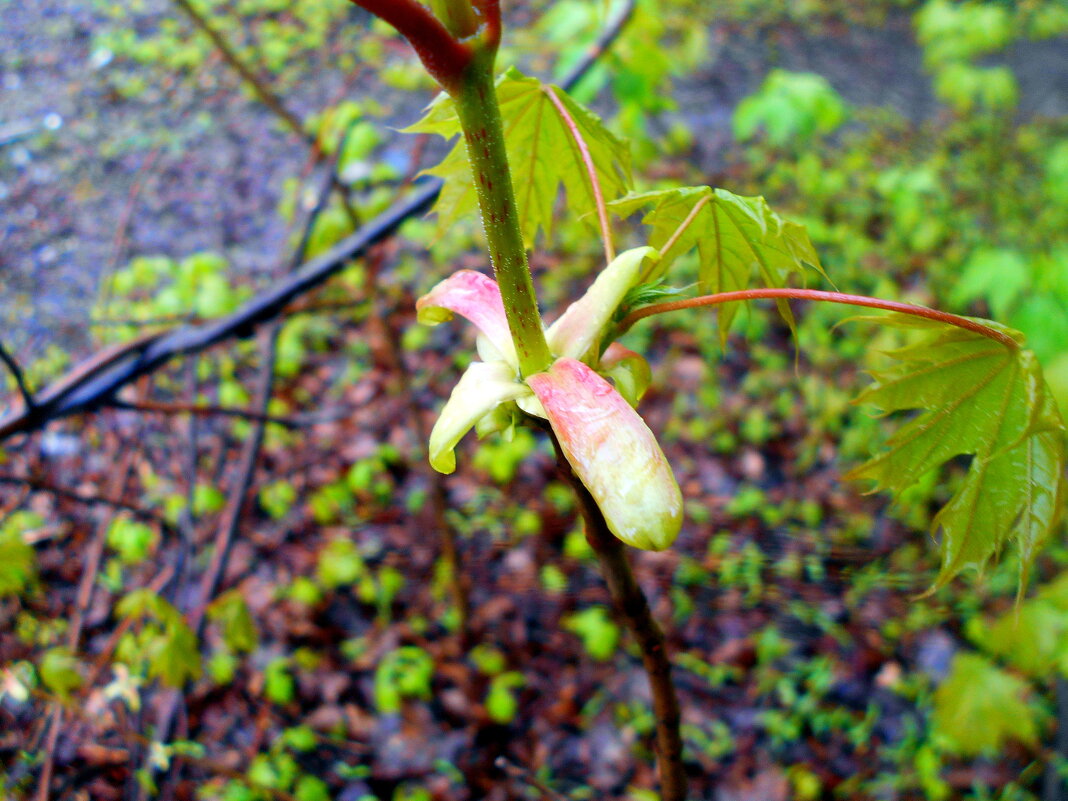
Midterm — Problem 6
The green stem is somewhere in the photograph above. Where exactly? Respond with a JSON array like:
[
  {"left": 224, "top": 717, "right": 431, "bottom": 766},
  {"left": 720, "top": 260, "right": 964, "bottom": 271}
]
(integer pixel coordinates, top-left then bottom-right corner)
[{"left": 454, "top": 57, "right": 553, "bottom": 376}]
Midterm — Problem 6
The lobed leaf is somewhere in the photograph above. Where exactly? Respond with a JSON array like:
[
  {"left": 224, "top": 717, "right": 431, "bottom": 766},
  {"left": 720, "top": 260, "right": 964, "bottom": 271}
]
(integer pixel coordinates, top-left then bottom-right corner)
[
  {"left": 608, "top": 186, "right": 825, "bottom": 341},
  {"left": 406, "top": 67, "right": 632, "bottom": 246},
  {"left": 846, "top": 315, "right": 1066, "bottom": 590}
]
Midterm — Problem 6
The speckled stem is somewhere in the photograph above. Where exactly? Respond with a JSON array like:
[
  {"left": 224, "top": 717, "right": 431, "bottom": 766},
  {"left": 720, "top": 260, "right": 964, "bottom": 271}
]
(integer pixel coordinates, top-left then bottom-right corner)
[{"left": 453, "top": 57, "right": 553, "bottom": 377}]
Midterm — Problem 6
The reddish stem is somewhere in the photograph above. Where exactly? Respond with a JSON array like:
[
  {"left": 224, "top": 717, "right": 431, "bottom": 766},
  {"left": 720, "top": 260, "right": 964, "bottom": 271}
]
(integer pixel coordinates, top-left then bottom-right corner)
[
  {"left": 543, "top": 85, "right": 615, "bottom": 263},
  {"left": 620, "top": 288, "right": 1020, "bottom": 349},
  {"left": 349, "top": 0, "right": 472, "bottom": 92}
]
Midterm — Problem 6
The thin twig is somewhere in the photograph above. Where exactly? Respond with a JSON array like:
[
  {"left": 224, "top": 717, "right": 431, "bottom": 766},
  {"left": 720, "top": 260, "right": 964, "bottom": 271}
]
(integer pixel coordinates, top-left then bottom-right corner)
[
  {"left": 34, "top": 710, "right": 61, "bottom": 801},
  {"left": 194, "top": 330, "right": 278, "bottom": 636},
  {"left": 171, "top": 0, "right": 307, "bottom": 141},
  {"left": 160, "top": 357, "right": 201, "bottom": 619},
  {"left": 89, "top": 314, "right": 195, "bottom": 328},
  {"left": 495, "top": 756, "right": 569, "bottom": 801},
  {"left": 137, "top": 325, "right": 280, "bottom": 801},
  {"left": 620, "top": 287, "right": 1021, "bottom": 349},
  {"left": 543, "top": 86, "right": 615, "bottom": 263},
  {"left": 0, "top": 340, "right": 35, "bottom": 411},
  {"left": 0, "top": 475, "right": 170, "bottom": 531},
  {"left": 97, "top": 146, "right": 163, "bottom": 320},
  {"left": 88, "top": 299, "right": 370, "bottom": 329},
  {"left": 138, "top": 131, "right": 344, "bottom": 801},
  {"left": 112, "top": 399, "right": 320, "bottom": 428},
  {"left": 0, "top": 330, "right": 165, "bottom": 440}
]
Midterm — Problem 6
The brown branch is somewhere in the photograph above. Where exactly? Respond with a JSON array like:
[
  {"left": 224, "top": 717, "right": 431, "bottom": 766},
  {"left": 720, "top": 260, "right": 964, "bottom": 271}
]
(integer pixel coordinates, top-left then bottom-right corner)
[
  {"left": 88, "top": 299, "right": 370, "bottom": 329},
  {"left": 137, "top": 325, "right": 280, "bottom": 801},
  {"left": 620, "top": 287, "right": 1021, "bottom": 349},
  {"left": 137, "top": 132, "right": 343, "bottom": 801},
  {"left": 546, "top": 429, "right": 687, "bottom": 801},
  {"left": 193, "top": 328, "right": 279, "bottom": 635},
  {"left": 171, "top": 0, "right": 307, "bottom": 140},
  {"left": 34, "top": 710, "right": 61, "bottom": 801},
  {"left": 0, "top": 330, "right": 165, "bottom": 441}
]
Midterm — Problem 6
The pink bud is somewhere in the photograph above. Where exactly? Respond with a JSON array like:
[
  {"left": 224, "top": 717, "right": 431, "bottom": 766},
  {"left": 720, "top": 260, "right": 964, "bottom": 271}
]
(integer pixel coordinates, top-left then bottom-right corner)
[
  {"left": 416, "top": 270, "right": 517, "bottom": 366},
  {"left": 527, "top": 358, "right": 682, "bottom": 550}
]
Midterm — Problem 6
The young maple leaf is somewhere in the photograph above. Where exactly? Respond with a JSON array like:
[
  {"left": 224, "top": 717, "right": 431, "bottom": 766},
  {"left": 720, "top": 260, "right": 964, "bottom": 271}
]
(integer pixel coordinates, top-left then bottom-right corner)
[
  {"left": 846, "top": 314, "right": 1066, "bottom": 589},
  {"left": 609, "top": 186, "right": 826, "bottom": 341},
  {"left": 406, "top": 67, "right": 632, "bottom": 246}
]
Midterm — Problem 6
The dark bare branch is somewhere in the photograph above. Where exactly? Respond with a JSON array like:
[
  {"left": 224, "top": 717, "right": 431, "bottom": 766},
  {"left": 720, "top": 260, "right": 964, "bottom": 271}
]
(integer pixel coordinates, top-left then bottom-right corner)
[{"left": 0, "top": 340, "right": 35, "bottom": 411}]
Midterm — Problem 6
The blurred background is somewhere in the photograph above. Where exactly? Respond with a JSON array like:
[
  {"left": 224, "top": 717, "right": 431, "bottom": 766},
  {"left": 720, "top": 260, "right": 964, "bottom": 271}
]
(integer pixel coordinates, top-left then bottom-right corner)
[{"left": 1, "top": 1, "right": 1067, "bottom": 799}]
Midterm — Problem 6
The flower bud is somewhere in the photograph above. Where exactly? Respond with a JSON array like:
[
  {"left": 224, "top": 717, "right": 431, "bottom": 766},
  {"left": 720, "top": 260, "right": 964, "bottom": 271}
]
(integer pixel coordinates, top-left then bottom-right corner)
[{"left": 527, "top": 358, "right": 682, "bottom": 550}]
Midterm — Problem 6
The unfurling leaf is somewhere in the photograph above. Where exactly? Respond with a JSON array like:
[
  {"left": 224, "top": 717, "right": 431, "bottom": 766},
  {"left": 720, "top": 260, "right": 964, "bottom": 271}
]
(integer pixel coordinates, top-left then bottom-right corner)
[
  {"left": 846, "top": 315, "right": 1066, "bottom": 590},
  {"left": 932, "top": 653, "right": 1038, "bottom": 756},
  {"left": 406, "top": 67, "right": 632, "bottom": 245},
  {"left": 609, "top": 186, "right": 825, "bottom": 340}
]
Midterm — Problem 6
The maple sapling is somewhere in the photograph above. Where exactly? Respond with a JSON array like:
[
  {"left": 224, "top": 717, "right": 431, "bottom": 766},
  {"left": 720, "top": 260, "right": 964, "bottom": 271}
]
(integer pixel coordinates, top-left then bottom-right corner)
[{"left": 349, "top": 1, "right": 1067, "bottom": 798}]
